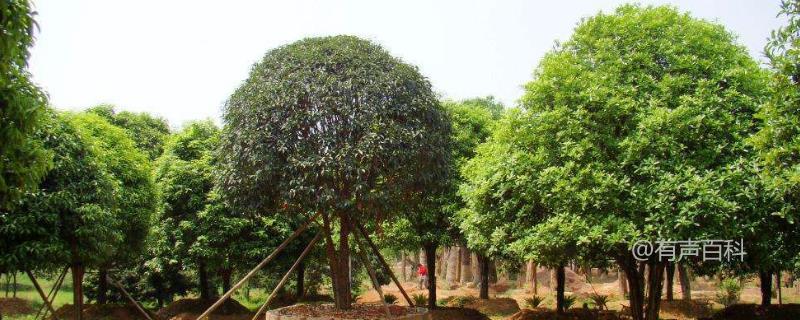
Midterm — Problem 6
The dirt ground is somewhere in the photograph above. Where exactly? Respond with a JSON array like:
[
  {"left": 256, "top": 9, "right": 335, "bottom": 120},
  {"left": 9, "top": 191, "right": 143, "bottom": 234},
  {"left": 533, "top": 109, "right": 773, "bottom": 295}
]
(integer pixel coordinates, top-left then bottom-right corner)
[
  {"left": 157, "top": 298, "right": 252, "bottom": 320},
  {"left": 51, "top": 303, "right": 157, "bottom": 320},
  {"left": 0, "top": 297, "right": 34, "bottom": 315}
]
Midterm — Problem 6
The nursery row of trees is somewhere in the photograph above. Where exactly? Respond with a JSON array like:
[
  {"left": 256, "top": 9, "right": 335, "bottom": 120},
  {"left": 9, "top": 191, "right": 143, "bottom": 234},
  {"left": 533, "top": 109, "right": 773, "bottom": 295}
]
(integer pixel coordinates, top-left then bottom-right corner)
[{"left": 4, "top": 1, "right": 800, "bottom": 320}]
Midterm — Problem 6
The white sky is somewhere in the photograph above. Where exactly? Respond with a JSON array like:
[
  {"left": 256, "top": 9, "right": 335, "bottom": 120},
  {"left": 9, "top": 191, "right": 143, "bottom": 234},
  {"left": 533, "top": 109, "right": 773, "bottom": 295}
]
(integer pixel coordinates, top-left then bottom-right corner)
[{"left": 29, "top": 0, "right": 786, "bottom": 128}]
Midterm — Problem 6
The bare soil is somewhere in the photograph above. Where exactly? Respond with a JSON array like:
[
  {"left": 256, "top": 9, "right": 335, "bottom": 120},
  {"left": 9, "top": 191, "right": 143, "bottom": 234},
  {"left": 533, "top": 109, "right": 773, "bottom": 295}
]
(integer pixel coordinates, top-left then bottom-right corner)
[
  {"left": 507, "top": 308, "right": 623, "bottom": 320},
  {"left": 51, "top": 303, "right": 156, "bottom": 320},
  {"left": 156, "top": 298, "right": 251, "bottom": 320},
  {"left": 0, "top": 297, "right": 34, "bottom": 315},
  {"left": 273, "top": 303, "right": 416, "bottom": 319},
  {"left": 710, "top": 303, "right": 800, "bottom": 320}
]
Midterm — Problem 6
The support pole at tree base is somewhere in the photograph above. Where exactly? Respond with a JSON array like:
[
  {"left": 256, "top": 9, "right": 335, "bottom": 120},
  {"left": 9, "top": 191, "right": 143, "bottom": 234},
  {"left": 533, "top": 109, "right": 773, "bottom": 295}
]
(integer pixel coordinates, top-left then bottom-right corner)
[
  {"left": 352, "top": 224, "right": 392, "bottom": 316},
  {"left": 196, "top": 212, "right": 320, "bottom": 320},
  {"left": 251, "top": 231, "right": 323, "bottom": 320},
  {"left": 108, "top": 275, "right": 155, "bottom": 320},
  {"left": 34, "top": 266, "right": 67, "bottom": 320},
  {"left": 25, "top": 270, "right": 60, "bottom": 320},
  {"left": 353, "top": 219, "right": 414, "bottom": 307}
]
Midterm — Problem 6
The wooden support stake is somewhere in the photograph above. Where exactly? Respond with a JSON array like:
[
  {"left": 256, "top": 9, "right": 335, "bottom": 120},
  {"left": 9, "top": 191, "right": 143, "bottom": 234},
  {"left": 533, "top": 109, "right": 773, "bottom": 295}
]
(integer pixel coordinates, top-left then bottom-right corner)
[
  {"left": 35, "top": 266, "right": 68, "bottom": 320},
  {"left": 352, "top": 227, "right": 392, "bottom": 317},
  {"left": 25, "top": 270, "right": 60, "bottom": 320},
  {"left": 251, "top": 231, "right": 322, "bottom": 320},
  {"left": 353, "top": 220, "right": 414, "bottom": 307},
  {"left": 108, "top": 275, "right": 154, "bottom": 320},
  {"left": 196, "top": 212, "right": 320, "bottom": 320}
]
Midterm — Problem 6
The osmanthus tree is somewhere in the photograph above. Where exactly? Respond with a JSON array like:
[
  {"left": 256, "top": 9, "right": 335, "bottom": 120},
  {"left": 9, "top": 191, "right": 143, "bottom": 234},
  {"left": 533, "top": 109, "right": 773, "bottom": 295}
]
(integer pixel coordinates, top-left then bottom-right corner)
[
  {"left": 154, "top": 120, "right": 219, "bottom": 299},
  {"left": 0, "top": 0, "right": 52, "bottom": 209},
  {"left": 68, "top": 112, "right": 156, "bottom": 304},
  {"left": 87, "top": 105, "right": 171, "bottom": 160},
  {"left": 0, "top": 111, "right": 122, "bottom": 320},
  {"left": 516, "top": 5, "right": 768, "bottom": 320},
  {"left": 382, "top": 97, "right": 499, "bottom": 308},
  {"left": 218, "top": 35, "right": 451, "bottom": 310}
]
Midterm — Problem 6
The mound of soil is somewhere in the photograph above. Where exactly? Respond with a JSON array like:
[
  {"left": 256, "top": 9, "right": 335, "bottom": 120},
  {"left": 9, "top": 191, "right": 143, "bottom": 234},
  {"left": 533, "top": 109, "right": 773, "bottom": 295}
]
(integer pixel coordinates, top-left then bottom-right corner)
[
  {"left": 273, "top": 303, "right": 416, "bottom": 319},
  {"left": 0, "top": 297, "right": 34, "bottom": 315},
  {"left": 508, "top": 308, "right": 622, "bottom": 320},
  {"left": 429, "top": 307, "right": 490, "bottom": 320},
  {"left": 711, "top": 303, "right": 800, "bottom": 320},
  {"left": 446, "top": 296, "right": 519, "bottom": 316},
  {"left": 157, "top": 298, "right": 250, "bottom": 319},
  {"left": 52, "top": 303, "right": 156, "bottom": 320},
  {"left": 660, "top": 299, "right": 713, "bottom": 319}
]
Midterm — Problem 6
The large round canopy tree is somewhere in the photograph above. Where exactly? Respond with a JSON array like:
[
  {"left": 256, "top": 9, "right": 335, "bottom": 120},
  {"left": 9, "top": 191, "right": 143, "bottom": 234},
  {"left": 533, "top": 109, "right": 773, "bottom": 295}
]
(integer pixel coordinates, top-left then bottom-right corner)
[{"left": 219, "top": 35, "right": 451, "bottom": 309}]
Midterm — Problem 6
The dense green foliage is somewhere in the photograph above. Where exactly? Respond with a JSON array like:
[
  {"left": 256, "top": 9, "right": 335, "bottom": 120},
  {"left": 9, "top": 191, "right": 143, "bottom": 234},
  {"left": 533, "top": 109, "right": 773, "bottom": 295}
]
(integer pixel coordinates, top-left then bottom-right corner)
[
  {"left": 87, "top": 105, "right": 171, "bottom": 160},
  {"left": 219, "top": 35, "right": 451, "bottom": 309},
  {"left": 0, "top": 0, "right": 51, "bottom": 209}
]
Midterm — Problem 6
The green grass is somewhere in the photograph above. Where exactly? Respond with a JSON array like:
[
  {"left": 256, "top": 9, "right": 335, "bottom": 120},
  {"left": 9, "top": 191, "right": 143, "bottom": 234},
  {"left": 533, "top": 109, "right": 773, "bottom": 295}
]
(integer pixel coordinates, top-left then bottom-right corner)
[{"left": 2, "top": 271, "right": 76, "bottom": 318}]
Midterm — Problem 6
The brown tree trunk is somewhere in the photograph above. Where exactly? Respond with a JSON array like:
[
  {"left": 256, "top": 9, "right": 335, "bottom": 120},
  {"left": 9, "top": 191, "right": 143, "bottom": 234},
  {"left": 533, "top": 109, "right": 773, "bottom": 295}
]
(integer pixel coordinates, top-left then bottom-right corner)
[
  {"left": 645, "top": 262, "right": 665, "bottom": 320},
  {"left": 98, "top": 268, "right": 108, "bottom": 304},
  {"left": 677, "top": 264, "right": 691, "bottom": 300},
  {"left": 478, "top": 255, "right": 489, "bottom": 299},
  {"left": 401, "top": 251, "right": 407, "bottom": 282},
  {"left": 760, "top": 270, "right": 772, "bottom": 307},
  {"left": 777, "top": 271, "right": 783, "bottom": 305},
  {"left": 471, "top": 253, "right": 480, "bottom": 287},
  {"left": 424, "top": 243, "right": 438, "bottom": 309},
  {"left": 618, "top": 268, "right": 628, "bottom": 296},
  {"left": 489, "top": 260, "right": 498, "bottom": 285},
  {"left": 446, "top": 246, "right": 459, "bottom": 287},
  {"left": 198, "top": 262, "right": 211, "bottom": 299},
  {"left": 221, "top": 269, "right": 232, "bottom": 294},
  {"left": 665, "top": 262, "right": 675, "bottom": 301},
  {"left": 296, "top": 261, "right": 305, "bottom": 299},
  {"left": 618, "top": 255, "right": 644, "bottom": 320},
  {"left": 460, "top": 248, "right": 472, "bottom": 284},
  {"left": 72, "top": 264, "right": 85, "bottom": 320},
  {"left": 556, "top": 265, "right": 565, "bottom": 314},
  {"left": 11, "top": 273, "right": 16, "bottom": 298},
  {"left": 327, "top": 213, "right": 353, "bottom": 310}
]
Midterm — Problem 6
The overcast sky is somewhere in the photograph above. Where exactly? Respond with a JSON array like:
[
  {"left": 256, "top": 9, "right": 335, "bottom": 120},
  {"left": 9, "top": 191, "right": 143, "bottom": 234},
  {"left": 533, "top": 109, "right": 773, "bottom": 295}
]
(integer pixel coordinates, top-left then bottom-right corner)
[{"left": 29, "top": 0, "right": 786, "bottom": 128}]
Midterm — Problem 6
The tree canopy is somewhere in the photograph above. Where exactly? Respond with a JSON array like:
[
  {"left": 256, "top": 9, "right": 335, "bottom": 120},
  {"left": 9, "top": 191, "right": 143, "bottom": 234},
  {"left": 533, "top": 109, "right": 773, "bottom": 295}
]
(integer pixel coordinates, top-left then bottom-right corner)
[
  {"left": 87, "top": 104, "right": 171, "bottom": 160},
  {"left": 219, "top": 35, "right": 451, "bottom": 309}
]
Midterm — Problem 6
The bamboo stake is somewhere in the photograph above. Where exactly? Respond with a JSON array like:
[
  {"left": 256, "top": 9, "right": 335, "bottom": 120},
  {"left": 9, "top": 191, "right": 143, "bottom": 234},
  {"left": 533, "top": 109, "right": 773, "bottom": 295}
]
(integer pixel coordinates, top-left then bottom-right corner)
[
  {"left": 25, "top": 271, "right": 60, "bottom": 320},
  {"left": 196, "top": 212, "right": 320, "bottom": 320},
  {"left": 352, "top": 226, "right": 392, "bottom": 317},
  {"left": 353, "top": 220, "right": 414, "bottom": 307},
  {"left": 251, "top": 231, "right": 322, "bottom": 320},
  {"left": 35, "top": 267, "right": 67, "bottom": 320},
  {"left": 107, "top": 275, "right": 154, "bottom": 320}
]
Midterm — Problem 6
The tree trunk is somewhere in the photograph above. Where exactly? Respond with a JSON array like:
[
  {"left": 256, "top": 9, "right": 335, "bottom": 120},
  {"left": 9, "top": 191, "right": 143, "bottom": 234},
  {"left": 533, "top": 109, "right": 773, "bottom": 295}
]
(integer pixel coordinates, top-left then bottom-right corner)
[
  {"left": 11, "top": 273, "right": 16, "bottom": 298},
  {"left": 618, "top": 268, "right": 628, "bottom": 296},
  {"left": 777, "top": 271, "right": 783, "bottom": 305},
  {"left": 460, "top": 248, "right": 472, "bottom": 284},
  {"left": 221, "top": 269, "right": 232, "bottom": 294},
  {"left": 98, "top": 268, "right": 108, "bottom": 304},
  {"left": 665, "top": 262, "right": 675, "bottom": 301},
  {"left": 198, "top": 262, "right": 211, "bottom": 299},
  {"left": 296, "top": 261, "right": 305, "bottom": 299},
  {"left": 556, "top": 265, "right": 565, "bottom": 314},
  {"left": 72, "top": 264, "right": 85, "bottom": 320},
  {"left": 423, "top": 243, "right": 438, "bottom": 309},
  {"left": 401, "top": 251, "right": 407, "bottom": 282},
  {"left": 489, "top": 260, "right": 498, "bottom": 284},
  {"left": 471, "top": 253, "right": 481, "bottom": 287},
  {"left": 645, "top": 262, "right": 665, "bottom": 320},
  {"left": 677, "top": 264, "right": 691, "bottom": 300},
  {"left": 478, "top": 255, "right": 489, "bottom": 299},
  {"left": 446, "top": 247, "right": 459, "bottom": 287},
  {"left": 760, "top": 270, "right": 772, "bottom": 307},
  {"left": 322, "top": 212, "right": 353, "bottom": 310},
  {"left": 618, "top": 255, "right": 645, "bottom": 320}
]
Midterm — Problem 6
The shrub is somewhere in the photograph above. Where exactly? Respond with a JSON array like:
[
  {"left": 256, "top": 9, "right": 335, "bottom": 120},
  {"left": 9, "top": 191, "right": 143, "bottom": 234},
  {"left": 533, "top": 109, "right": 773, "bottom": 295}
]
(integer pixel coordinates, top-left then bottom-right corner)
[
  {"left": 561, "top": 295, "right": 577, "bottom": 310},
  {"left": 383, "top": 293, "right": 398, "bottom": 305},
  {"left": 716, "top": 278, "right": 742, "bottom": 307},
  {"left": 589, "top": 293, "right": 609, "bottom": 310},
  {"left": 412, "top": 293, "right": 427, "bottom": 306},
  {"left": 524, "top": 295, "right": 545, "bottom": 308}
]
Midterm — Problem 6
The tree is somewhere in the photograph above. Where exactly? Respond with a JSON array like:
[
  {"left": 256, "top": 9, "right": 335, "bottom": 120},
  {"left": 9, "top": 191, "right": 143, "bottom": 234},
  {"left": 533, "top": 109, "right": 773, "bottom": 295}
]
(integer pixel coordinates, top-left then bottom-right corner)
[
  {"left": 0, "top": 0, "right": 52, "bottom": 209},
  {"left": 68, "top": 112, "right": 156, "bottom": 304},
  {"left": 0, "top": 111, "right": 122, "bottom": 320},
  {"left": 87, "top": 105, "right": 171, "bottom": 160},
  {"left": 514, "top": 5, "right": 767, "bottom": 320},
  {"left": 218, "top": 35, "right": 451, "bottom": 310},
  {"left": 154, "top": 120, "right": 219, "bottom": 299},
  {"left": 750, "top": 0, "right": 800, "bottom": 305}
]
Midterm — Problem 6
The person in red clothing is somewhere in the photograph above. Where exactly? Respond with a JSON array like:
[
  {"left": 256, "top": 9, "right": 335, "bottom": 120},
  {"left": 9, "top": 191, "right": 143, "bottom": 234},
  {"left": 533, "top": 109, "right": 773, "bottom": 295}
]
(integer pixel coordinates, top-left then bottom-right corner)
[{"left": 417, "top": 263, "right": 428, "bottom": 289}]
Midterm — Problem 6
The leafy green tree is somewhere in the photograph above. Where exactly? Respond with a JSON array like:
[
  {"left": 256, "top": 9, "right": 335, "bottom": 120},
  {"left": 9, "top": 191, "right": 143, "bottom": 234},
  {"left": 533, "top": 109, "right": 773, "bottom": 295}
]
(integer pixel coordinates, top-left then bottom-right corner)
[
  {"left": 0, "top": 0, "right": 52, "bottom": 209},
  {"left": 154, "top": 120, "right": 219, "bottom": 299},
  {"left": 87, "top": 104, "right": 171, "bottom": 160},
  {"left": 0, "top": 111, "right": 122, "bottom": 320},
  {"left": 68, "top": 112, "right": 156, "bottom": 304},
  {"left": 501, "top": 5, "right": 768, "bottom": 320},
  {"left": 218, "top": 35, "right": 451, "bottom": 309}
]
